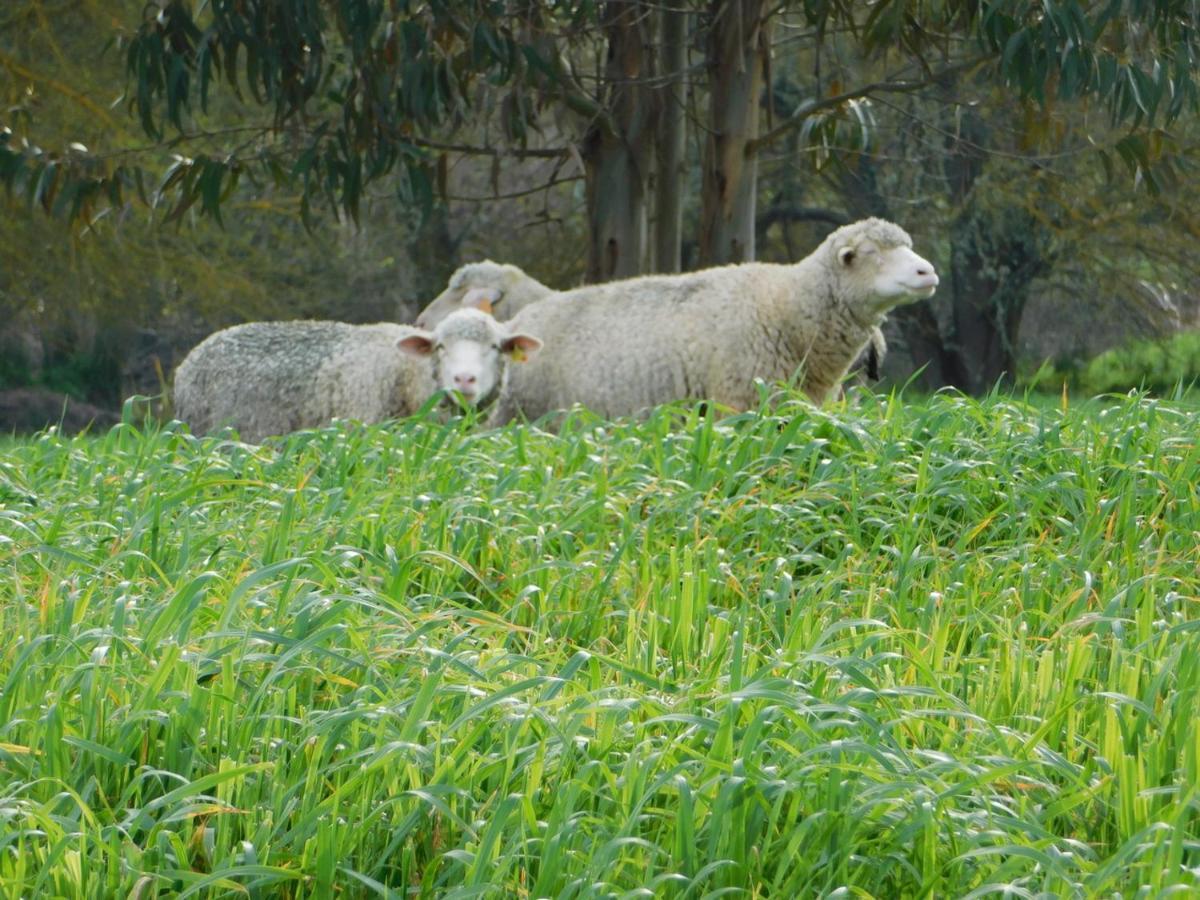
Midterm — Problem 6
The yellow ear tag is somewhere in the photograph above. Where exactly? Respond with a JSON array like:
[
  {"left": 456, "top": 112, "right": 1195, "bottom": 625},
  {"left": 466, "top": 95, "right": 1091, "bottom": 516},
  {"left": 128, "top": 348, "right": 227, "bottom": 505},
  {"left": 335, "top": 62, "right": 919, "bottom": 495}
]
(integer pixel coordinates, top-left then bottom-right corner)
[{"left": 510, "top": 345, "right": 526, "bottom": 362}]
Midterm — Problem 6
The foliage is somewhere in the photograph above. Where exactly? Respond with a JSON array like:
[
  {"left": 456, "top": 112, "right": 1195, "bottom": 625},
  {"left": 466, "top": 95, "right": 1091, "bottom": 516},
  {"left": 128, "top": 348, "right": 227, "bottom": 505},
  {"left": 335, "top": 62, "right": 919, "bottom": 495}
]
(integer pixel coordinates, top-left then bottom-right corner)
[
  {"left": 0, "top": 1, "right": 591, "bottom": 409},
  {"left": 0, "top": 1, "right": 417, "bottom": 405},
  {"left": 0, "top": 194, "right": 428, "bottom": 404},
  {"left": 3, "top": 2, "right": 1198, "bottom": 229},
  {"left": 4, "top": 0, "right": 1200, "bottom": 404},
  {"left": 2, "top": 391, "right": 1200, "bottom": 895},
  {"left": 756, "top": 44, "right": 1200, "bottom": 391}
]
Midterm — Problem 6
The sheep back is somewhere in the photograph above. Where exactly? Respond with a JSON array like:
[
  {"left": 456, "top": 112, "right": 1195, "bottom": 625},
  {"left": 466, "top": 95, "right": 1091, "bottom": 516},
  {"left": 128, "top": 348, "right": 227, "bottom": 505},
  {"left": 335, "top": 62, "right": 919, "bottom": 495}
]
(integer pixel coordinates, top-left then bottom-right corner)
[
  {"left": 495, "top": 264, "right": 815, "bottom": 421},
  {"left": 173, "top": 321, "right": 431, "bottom": 441},
  {"left": 495, "top": 218, "right": 931, "bottom": 421},
  {"left": 416, "top": 261, "right": 555, "bottom": 328}
]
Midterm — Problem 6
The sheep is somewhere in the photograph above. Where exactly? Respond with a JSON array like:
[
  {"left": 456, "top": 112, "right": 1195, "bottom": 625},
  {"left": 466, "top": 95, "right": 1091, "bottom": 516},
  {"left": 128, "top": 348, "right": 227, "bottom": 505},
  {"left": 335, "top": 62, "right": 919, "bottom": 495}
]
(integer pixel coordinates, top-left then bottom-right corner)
[
  {"left": 479, "top": 217, "right": 935, "bottom": 423},
  {"left": 418, "top": 256, "right": 891, "bottom": 403},
  {"left": 415, "top": 260, "right": 555, "bottom": 330},
  {"left": 173, "top": 306, "right": 540, "bottom": 442},
  {"left": 396, "top": 307, "right": 543, "bottom": 411}
]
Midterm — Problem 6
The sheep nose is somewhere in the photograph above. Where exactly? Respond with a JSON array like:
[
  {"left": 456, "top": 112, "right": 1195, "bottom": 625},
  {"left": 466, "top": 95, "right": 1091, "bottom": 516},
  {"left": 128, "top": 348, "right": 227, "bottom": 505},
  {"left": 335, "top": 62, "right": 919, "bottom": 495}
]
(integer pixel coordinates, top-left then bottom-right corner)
[{"left": 454, "top": 373, "right": 477, "bottom": 391}]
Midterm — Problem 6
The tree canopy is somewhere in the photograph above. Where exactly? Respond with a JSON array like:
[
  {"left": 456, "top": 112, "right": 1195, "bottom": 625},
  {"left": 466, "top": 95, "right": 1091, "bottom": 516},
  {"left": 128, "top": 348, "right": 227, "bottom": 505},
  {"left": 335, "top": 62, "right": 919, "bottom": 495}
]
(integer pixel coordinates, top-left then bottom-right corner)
[
  {"left": 3, "top": 0, "right": 1200, "bottom": 400},
  {"left": 6, "top": 2, "right": 1198, "bottom": 240}
]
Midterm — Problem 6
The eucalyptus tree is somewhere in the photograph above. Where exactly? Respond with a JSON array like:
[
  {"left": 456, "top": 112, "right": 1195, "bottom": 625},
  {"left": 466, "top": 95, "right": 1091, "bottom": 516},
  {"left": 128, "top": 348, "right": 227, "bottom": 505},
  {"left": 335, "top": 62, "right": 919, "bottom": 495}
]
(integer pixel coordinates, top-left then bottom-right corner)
[
  {"left": 701, "top": 1, "right": 1200, "bottom": 391},
  {"left": 2, "top": 0, "right": 1198, "bottom": 394},
  {"left": 698, "top": 1, "right": 1200, "bottom": 268}
]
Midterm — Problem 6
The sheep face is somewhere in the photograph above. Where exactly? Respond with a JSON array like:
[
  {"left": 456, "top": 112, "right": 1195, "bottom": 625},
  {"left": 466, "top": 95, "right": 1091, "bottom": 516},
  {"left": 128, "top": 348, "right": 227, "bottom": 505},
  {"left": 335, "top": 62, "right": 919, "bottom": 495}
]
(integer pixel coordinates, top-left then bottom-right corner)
[
  {"left": 827, "top": 219, "right": 938, "bottom": 318},
  {"left": 398, "top": 309, "right": 542, "bottom": 410},
  {"left": 415, "top": 261, "right": 524, "bottom": 329},
  {"left": 837, "top": 239, "right": 939, "bottom": 309}
]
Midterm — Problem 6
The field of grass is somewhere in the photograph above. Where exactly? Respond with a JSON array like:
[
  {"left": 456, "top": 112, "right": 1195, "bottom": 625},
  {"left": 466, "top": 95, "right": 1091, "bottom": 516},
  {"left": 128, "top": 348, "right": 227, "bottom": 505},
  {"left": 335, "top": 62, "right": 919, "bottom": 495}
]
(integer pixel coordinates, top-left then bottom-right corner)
[{"left": 2, "top": 389, "right": 1199, "bottom": 897}]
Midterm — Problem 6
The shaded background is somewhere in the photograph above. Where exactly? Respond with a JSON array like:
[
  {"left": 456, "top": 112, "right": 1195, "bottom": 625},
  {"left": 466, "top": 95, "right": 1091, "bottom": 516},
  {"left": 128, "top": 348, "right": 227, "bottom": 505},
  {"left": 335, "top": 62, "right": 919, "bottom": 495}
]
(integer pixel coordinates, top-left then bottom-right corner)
[{"left": 3, "top": 1, "right": 1199, "bottom": 431}]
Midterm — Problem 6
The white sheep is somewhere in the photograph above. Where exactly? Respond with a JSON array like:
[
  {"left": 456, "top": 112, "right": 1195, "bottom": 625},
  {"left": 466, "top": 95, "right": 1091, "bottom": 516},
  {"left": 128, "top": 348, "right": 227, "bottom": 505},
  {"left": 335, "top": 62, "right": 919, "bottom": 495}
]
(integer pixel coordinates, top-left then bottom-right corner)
[
  {"left": 415, "top": 260, "right": 555, "bottom": 330},
  {"left": 396, "top": 307, "right": 543, "bottom": 411},
  {"left": 420, "top": 254, "right": 892, "bottom": 406},
  {"left": 173, "top": 307, "right": 540, "bottom": 442},
  {"left": 476, "top": 217, "right": 935, "bottom": 423}
]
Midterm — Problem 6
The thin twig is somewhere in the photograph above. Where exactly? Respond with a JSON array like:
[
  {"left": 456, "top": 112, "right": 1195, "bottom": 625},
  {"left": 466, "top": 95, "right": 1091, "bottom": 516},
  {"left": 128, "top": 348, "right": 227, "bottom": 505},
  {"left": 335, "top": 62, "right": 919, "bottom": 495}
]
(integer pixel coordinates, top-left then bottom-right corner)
[{"left": 747, "top": 56, "right": 989, "bottom": 154}]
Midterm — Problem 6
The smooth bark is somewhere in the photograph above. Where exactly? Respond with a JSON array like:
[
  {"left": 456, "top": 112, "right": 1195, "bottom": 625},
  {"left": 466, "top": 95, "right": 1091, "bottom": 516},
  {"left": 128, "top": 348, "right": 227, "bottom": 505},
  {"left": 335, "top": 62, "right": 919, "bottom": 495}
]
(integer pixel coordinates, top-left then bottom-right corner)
[
  {"left": 584, "top": 1, "right": 657, "bottom": 283},
  {"left": 652, "top": 2, "right": 687, "bottom": 273},
  {"left": 699, "top": 0, "right": 770, "bottom": 266}
]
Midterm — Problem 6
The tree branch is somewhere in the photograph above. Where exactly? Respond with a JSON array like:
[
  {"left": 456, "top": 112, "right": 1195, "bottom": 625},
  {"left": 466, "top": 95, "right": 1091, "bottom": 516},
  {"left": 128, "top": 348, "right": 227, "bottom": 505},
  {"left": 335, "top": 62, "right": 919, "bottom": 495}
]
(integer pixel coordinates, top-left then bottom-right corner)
[
  {"left": 408, "top": 137, "right": 571, "bottom": 159},
  {"left": 445, "top": 174, "right": 584, "bottom": 202},
  {"left": 747, "top": 55, "right": 990, "bottom": 155},
  {"left": 758, "top": 204, "right": 849, "bottom": 229},
  {"left": 544, "top": 47, "right": 618, "bottom": 136},
  {"left": 0, "top": 49, "right": 123, "bottom": 132}
]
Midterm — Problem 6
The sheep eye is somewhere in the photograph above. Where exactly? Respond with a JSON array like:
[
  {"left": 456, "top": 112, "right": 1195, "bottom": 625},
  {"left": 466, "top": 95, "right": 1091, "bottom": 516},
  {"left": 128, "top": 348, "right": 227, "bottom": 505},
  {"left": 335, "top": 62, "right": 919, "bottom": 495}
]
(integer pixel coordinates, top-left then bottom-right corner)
[
  {"left": 839, "top": 247, "right": 856, "bottom": 266},
  {"left": 490, "top": 343, "right": 501, "bottom": 352}
]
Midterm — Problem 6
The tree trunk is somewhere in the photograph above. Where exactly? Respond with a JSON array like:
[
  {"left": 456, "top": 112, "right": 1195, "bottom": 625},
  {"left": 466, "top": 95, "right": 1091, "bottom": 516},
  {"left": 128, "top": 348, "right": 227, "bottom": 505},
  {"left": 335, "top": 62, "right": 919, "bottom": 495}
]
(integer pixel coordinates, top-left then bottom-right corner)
[
  {"left": 887, "top": 303, "right": 955, "bottom": 390},
  {"left": 584, "top": 1, "right": 657, "bottom": 283},
  {"left": 939, "top": 102, "right": 1050, "bottom": 393},
  {"left": 406, "top": 202, "right": 459, "bottom": 315},
  {"left": 652, "top": 3, "right": 687, "bottom": 273},
  {"left": 699, "top": 0, "right": 770, "bottom": 266},
  {"left": 945, "top": 205, "right": 1049, "bottom": 392},
  {"left": 584, "top": 129, "right": 647, "bottom": 282}
]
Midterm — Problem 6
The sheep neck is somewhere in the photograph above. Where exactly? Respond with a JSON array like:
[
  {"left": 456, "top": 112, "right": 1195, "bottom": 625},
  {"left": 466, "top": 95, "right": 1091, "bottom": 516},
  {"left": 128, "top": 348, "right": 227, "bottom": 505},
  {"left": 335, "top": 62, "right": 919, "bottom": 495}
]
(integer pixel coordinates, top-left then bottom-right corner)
[{"left": 833, "top": 286, "right": 885, "bottom": 334}]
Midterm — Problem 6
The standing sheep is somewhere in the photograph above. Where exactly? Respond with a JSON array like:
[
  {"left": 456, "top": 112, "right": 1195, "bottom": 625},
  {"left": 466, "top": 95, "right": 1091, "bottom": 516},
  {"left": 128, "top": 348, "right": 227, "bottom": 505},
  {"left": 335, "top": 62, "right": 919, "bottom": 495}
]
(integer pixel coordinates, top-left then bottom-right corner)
[
  {"left": 418, "top": 257, "right": 891, "bottom": 400},
  {"left": 415, "top": 260, "right": 555, "bottom": 330},
  {"left": 173, "top": 307, "right": 540, "bottom": 442},
  {"left": 481, "top": 217, "right": 935, "bottom": 423}
]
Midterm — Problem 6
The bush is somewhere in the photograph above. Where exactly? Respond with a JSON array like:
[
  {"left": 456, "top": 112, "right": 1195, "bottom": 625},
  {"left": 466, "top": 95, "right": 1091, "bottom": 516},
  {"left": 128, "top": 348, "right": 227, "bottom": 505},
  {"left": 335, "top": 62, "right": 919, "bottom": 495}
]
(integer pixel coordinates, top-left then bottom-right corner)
[
  {"left": 1075, "top": 329, "right": 1200, "bottom": 395},
  {"left": 1026, "top": 329, "right": 1200, "bottom": 397}
]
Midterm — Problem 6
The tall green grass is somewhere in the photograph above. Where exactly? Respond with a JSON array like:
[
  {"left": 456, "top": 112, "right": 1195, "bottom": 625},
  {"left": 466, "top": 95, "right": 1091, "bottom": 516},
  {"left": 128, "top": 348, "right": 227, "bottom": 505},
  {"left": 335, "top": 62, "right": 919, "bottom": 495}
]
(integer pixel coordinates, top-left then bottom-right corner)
[{"left": 2, "top": 389, "right": 1199, "bottom": 897}]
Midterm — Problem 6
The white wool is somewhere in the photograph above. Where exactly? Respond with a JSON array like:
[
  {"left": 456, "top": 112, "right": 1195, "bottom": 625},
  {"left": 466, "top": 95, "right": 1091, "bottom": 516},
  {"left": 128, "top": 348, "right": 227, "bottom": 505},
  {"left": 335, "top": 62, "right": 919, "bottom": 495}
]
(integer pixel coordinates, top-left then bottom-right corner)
[
  {"left": 481, "top": 217, "right": 936, "bottom": 422},
  {"left": 415, "top": 260, "right": 555, "bottom": 329},
  {"left": 172, "top": 308, "right": 536, "bottom": 441}
]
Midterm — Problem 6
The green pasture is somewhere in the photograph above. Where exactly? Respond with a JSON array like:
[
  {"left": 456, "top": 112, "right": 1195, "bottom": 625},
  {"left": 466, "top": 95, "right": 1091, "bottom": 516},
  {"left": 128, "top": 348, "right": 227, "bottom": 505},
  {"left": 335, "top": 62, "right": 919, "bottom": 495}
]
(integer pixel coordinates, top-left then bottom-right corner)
[{"left": 1, "top": 389, "right": 1198, "bottom": 897}]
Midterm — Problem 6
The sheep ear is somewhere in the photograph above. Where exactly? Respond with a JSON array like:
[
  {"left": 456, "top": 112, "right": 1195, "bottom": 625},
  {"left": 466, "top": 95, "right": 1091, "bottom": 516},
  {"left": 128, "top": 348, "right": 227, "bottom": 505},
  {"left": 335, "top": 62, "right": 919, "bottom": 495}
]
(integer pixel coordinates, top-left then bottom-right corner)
[
  {"left": 397, "top": 332, "right": 436, "bottom": 356},
  {"left": 501, "top": 333, "right": 542, "bottom": 363},
  {"left": 838, "top": 246, "right": 856, "bottom": 267},
  {"left": 462, "top": 287, "right": 502, "bottom": 314}
]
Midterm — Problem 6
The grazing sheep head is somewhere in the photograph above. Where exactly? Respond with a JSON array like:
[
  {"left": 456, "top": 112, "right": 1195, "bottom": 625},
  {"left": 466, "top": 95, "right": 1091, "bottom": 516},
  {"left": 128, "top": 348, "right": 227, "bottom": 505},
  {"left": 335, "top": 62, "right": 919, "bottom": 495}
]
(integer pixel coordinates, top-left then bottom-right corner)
[
  {"left": 415, "top": 260, "right": 537, "bottom": 330},
  {"left": 398, "top": 307, "right": 543, "bottom": 410},
  {"left": 826, "top": 218, "right": 939, "bottom": 319}
]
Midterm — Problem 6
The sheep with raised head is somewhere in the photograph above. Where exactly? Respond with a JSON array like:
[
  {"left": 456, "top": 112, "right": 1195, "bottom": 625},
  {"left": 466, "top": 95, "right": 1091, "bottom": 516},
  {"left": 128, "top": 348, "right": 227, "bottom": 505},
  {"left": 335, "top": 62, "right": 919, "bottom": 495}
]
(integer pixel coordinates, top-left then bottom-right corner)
[
  {"left": 173, "top": 306, "right": 541, "bottom": 442},
  {"left": 472, "top": 217, "right": 934, "bottom": 423},
  {"left": 415, "top": 260, "right": 555, "bottom": 330},
  {"left": 419, "top": 255, "right": 893, "bottom": 406}
]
